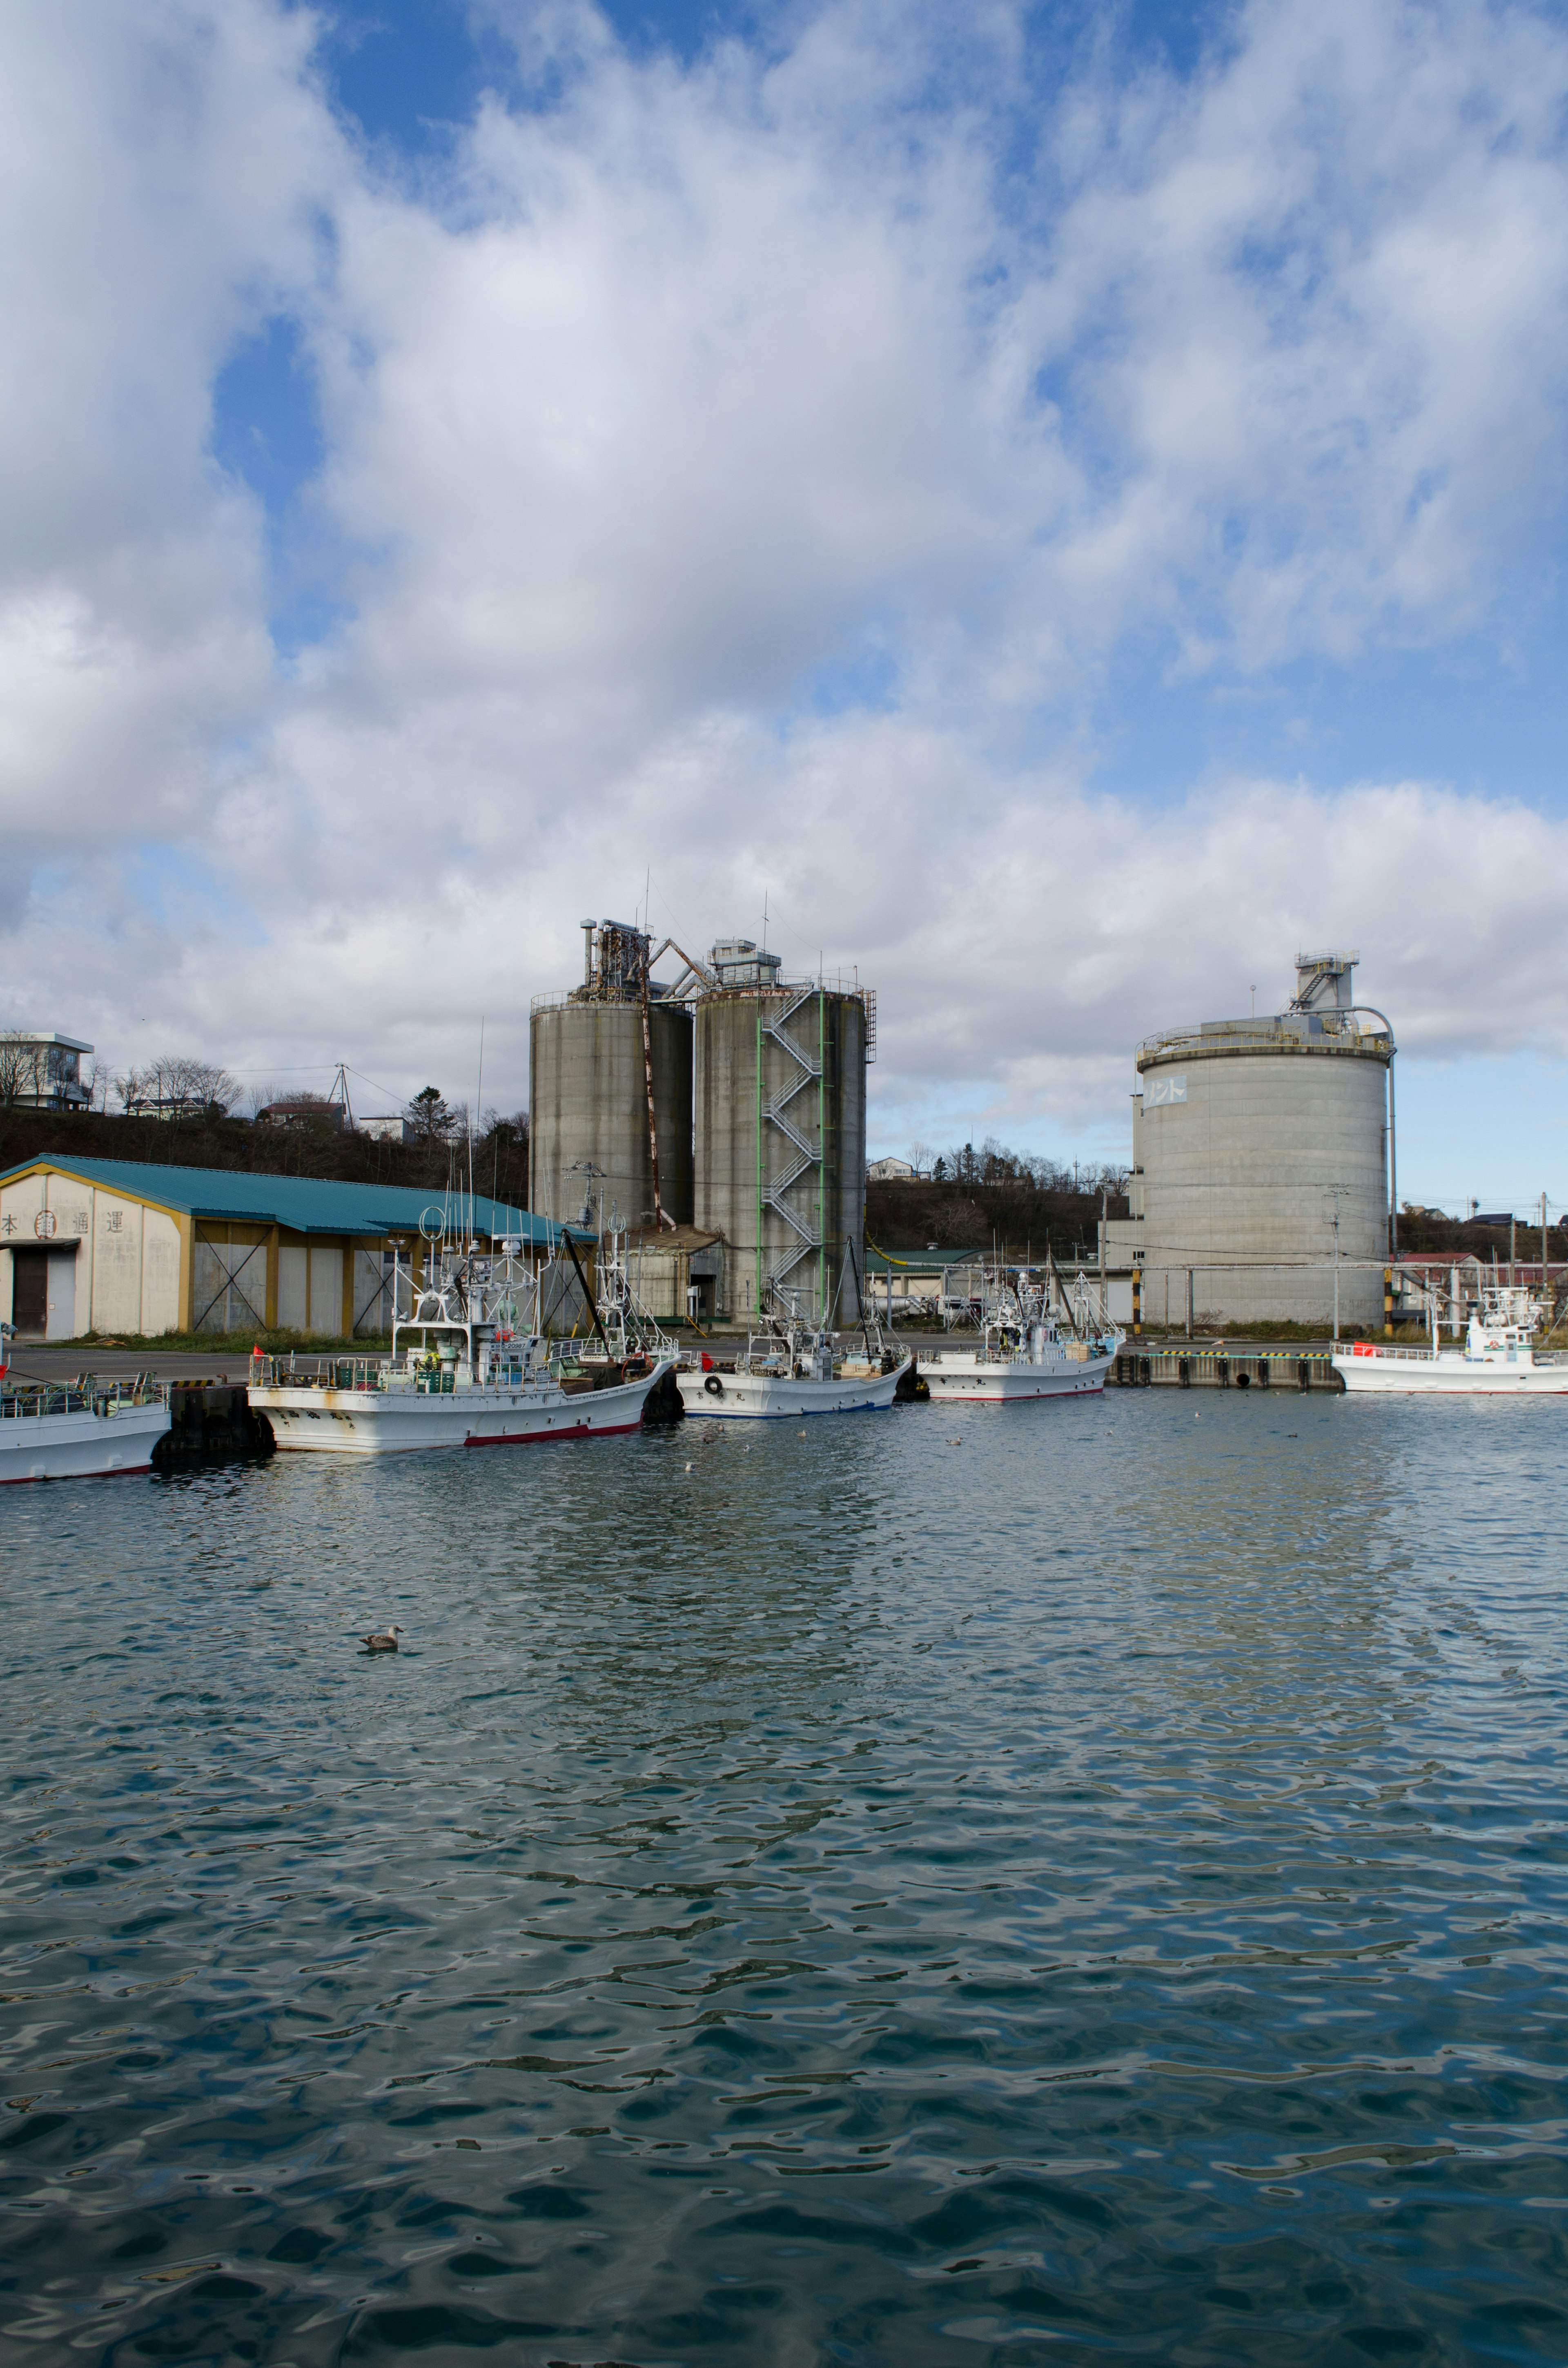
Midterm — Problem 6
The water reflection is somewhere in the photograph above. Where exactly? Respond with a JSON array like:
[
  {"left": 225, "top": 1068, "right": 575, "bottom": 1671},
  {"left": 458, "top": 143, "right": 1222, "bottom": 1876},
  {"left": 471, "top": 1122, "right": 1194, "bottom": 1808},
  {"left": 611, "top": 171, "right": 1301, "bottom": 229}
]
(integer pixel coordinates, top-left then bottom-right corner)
[{"left": 2, "top": 1393, "right": 1567, "bottom": 2363}]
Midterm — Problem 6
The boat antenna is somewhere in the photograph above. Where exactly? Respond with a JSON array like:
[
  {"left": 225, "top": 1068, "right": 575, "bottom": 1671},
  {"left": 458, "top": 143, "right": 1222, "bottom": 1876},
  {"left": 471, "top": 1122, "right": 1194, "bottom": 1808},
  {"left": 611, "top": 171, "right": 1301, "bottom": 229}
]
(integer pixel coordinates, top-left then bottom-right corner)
[
  {"left": 846, "top": 1234, "right": 874, "bottom": 1360},
  {"left": 561, "top": 1225, "right": 612, "bottom": 1356},
  {"left": 470, "top": 1019, "right": 483, "bottom": 1251}
]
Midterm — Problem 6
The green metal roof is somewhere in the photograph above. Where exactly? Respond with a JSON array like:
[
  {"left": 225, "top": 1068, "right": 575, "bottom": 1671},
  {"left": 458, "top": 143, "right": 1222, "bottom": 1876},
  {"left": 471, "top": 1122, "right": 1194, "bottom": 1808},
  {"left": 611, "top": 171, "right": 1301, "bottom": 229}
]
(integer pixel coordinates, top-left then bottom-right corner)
[
  {"left": 0, "top": 1157, "right": 572, "bottom": 1244},
  {"left": 862, "top": 1243, "right": 987, "bottom": 1273}
]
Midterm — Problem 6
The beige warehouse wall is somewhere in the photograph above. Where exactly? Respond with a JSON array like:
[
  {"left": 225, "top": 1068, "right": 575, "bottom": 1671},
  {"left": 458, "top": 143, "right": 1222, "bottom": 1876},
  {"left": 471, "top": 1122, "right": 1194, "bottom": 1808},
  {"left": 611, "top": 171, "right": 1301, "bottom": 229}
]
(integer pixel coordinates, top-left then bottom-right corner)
[
  {"left": 1, "top": 1172, "right": 47, "bottom": 1246},
  {"left": 140, "top": 1210, "right": 181, "bottom": 1334},
  {"left": 309, "top": 1246, "right": 343, "bottom": 1333},
  {"left": 278, "top": 1237, "right": 351, "bottom": 1336},
  {"left": 0, "top": 1175, "right": 183, "bottom": 1336},
  {"left": 93, "top": 1197, "right": 147, "bottom": 1334},
  {"left": 278, "top": 1244, "right": 308, "bottom": 1329}
]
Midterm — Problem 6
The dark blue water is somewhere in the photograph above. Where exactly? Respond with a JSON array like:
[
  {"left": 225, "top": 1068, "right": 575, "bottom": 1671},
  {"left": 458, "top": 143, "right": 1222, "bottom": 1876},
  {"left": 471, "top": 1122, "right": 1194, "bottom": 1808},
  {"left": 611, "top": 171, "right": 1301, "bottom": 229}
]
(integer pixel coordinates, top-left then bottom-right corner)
[{"left": 3, "top": 1392, "right": 1567, "bottom": 2365}]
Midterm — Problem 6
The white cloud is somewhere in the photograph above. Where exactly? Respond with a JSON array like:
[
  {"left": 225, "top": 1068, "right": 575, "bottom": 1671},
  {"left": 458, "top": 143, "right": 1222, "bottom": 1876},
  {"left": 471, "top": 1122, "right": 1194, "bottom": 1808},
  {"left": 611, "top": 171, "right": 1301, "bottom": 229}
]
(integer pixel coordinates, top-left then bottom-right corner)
[
  {"left": 2, "top": 0, "right": 1568, "bottom": 1191},
  {"left": 0, "top": 0, "right": 340, "bottom": 894}
]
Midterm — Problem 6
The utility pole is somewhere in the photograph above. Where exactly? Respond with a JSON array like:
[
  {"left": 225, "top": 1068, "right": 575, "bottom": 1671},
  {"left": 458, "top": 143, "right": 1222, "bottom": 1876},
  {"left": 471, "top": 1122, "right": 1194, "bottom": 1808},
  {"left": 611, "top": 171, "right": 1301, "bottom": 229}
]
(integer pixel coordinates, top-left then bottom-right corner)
[{"left": 1326, "top": 1185, "right": 1346, "bottom": 1343}]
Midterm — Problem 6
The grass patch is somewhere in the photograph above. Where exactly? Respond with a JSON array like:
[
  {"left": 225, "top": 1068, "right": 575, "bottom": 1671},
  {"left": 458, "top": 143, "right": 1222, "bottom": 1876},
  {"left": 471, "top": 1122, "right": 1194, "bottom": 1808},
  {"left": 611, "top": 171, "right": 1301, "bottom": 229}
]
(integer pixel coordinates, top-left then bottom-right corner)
[{"left": 71, "top": 1329, "right": 393, "bottom": 1356}]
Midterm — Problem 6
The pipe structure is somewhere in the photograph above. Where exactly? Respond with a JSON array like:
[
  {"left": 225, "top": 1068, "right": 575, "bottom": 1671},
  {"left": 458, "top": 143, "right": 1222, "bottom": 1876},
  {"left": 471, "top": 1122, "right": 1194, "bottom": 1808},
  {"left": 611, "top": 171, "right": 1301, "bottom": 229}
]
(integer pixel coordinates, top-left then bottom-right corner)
[{"left": 1348, "top": 1006, "right": 1397, "bottom": 1255}]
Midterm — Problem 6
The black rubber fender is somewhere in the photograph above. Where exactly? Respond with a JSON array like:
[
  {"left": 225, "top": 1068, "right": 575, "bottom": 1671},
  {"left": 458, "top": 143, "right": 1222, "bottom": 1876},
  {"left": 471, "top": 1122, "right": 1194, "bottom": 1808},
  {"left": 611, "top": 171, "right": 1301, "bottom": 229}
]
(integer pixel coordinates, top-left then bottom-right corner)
[{"left": 704, "top": 1371, "right": 725, "bottom": 1398}]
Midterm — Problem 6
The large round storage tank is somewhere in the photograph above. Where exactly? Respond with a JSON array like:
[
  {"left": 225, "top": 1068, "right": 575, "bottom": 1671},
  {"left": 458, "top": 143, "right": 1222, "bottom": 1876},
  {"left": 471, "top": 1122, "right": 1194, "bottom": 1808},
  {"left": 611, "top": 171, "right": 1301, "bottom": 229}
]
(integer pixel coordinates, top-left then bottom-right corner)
[
  {"left": 529, "top": 921, "right": 693, "bottom": 1231},
  {"left": 694, "top": 940, "right": 870, "bottom": 1325},
  {"left": 1135, "top": 955, "right": 1392, "bottom": 1328}
]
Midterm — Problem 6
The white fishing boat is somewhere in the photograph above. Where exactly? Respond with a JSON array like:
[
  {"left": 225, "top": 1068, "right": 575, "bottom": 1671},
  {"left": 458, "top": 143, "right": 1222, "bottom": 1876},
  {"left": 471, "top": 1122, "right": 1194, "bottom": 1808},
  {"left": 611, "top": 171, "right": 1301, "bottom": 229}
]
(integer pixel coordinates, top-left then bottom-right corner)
[
  {"left": 922, "top": 1266, "right": 1122, "bottom": 1404},
  {"left": 248, "top": 1238, "right": 676, "bottom": 1454},
  {"left": 0, "top": 1331, "right": 171, "bottom": 1483},
  {"left": 678, "top": 1320, "right": 911, "bottom": 1420},
  {"left": 1333, "top": 1286, "right": 1568, "bottom": 1397}
]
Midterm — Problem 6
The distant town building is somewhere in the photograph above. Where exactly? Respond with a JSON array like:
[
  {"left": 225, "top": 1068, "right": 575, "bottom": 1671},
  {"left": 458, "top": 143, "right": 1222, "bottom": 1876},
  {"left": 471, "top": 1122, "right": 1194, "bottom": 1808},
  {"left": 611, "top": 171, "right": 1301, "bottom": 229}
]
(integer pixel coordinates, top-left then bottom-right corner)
[
  {"left": 0, "top": 1032, "right": 92, "bottom": 1112},
  {"left": 256, "top": 1097, "right": 347, "bottom": 1132},
  {"left": 867, "top": 1156, "right": 915, "bottom": 1181},
  {"left": 356, "top": 1113, "right": 411, "bottom": 1143}
]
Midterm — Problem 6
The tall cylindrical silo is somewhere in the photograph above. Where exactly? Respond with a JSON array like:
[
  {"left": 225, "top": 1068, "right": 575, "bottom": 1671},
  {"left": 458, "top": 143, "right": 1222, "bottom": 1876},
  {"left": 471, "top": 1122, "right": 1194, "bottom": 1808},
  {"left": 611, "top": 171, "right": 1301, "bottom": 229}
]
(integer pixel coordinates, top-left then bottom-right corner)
[
  {"left": 693, "top": 940, "right": 870, "bottom": 1325},
  {"left": 529, "top": 921, "right": 693, "bottom": 1233},
  {"left": 1135, "top": 955, "right": 1392, "bottom": 1328}
]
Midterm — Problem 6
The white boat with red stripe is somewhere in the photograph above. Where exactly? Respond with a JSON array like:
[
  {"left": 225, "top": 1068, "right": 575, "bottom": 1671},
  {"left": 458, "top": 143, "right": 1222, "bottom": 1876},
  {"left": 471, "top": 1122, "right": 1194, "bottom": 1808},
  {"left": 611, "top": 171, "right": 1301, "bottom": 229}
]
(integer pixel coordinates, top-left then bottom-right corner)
[
  {"left": 1333, "top": 1286, "right": 1568, "bottom": 1396},
  {"left": 248, "top": 1239, "right": 675, "bottom": 1454}
]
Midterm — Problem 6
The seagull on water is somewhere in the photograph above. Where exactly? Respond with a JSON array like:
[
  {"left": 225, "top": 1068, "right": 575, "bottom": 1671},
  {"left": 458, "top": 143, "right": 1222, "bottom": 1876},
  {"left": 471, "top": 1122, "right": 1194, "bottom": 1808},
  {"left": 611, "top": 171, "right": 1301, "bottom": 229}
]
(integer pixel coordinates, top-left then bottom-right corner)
[{"left": 361, "top": 1625, "right": 403, "bottom": 1653}]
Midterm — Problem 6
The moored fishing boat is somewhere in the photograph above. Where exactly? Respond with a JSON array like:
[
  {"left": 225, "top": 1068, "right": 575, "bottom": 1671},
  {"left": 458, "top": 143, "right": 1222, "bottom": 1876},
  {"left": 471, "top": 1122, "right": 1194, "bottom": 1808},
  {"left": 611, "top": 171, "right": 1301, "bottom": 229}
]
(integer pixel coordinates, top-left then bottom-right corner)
[
  {"left": 922, "top": 1267, "right": 1121, "bottom": 1404},
  {"left": 248, "top": 1240, "right": 675, "bottom": 1454},
  {"left": 677, "top": 1320, "right": 911, "bottom": 1419},
  {"left": 0, "top": 1332, "right": 171, "bottom": 1483},
  {"left": 1333, "top": 1286, "right": 1568, "bottom": 1396}
]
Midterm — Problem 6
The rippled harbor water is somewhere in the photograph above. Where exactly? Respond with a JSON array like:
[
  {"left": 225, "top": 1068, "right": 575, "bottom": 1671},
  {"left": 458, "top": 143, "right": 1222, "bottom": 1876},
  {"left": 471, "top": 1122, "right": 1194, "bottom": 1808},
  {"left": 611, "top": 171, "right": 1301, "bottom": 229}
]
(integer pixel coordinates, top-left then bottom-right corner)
[{"left": 3, "top": 1392, "right": 1567, "bottom": 2365}]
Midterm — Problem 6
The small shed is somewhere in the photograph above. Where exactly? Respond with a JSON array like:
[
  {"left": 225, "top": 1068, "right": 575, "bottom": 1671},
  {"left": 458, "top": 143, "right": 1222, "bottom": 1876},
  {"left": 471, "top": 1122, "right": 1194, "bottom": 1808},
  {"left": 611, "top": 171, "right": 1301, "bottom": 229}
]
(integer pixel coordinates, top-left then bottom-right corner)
[{"left": 625, "top": 1226, "right": 726, "bottom": 1323}]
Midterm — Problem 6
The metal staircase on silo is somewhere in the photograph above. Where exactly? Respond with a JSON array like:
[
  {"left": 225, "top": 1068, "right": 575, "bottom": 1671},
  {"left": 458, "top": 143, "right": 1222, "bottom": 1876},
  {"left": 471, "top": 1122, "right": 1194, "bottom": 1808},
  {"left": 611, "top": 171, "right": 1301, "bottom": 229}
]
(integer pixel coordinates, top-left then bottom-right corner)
[{"left": 757, "top": 985, "right": 825, "bottom": 1315}]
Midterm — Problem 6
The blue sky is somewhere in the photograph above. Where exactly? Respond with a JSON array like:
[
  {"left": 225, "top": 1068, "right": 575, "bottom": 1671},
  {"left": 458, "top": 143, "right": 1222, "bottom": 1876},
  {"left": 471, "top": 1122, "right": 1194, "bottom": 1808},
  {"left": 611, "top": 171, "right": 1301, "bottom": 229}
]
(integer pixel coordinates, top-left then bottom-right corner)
[{"left": 6, "top": 0, "right": 1568, "bottom": 1216}]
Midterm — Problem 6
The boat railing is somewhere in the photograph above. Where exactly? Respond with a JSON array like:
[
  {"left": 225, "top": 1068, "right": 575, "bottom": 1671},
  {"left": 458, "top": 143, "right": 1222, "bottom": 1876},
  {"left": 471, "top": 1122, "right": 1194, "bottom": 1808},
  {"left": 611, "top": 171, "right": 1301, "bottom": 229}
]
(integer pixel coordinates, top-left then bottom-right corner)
[
  {"left": 249, "top": 1349, "right": 564, "bottom": 1394},
  {"left": 251, "top": 1353, "right": 389, "bottom": 1392},
  {"left": 0, "top": 1376, "right": 167, "bottom": 1416}
]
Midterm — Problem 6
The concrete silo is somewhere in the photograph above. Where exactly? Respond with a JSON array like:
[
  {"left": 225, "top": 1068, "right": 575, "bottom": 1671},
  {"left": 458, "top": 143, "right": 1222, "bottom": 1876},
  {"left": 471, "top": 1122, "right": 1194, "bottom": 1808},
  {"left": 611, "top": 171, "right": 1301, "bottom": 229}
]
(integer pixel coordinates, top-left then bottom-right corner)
[
  {"left": 1132, "top": 952, "right": 1394, "bottom": 1329},
  {"left": 694, "top": 940, "right": 873, "bottom": 1325},
  {"left": 530, "top": 921, "right": 694, "bottom": 1232}
]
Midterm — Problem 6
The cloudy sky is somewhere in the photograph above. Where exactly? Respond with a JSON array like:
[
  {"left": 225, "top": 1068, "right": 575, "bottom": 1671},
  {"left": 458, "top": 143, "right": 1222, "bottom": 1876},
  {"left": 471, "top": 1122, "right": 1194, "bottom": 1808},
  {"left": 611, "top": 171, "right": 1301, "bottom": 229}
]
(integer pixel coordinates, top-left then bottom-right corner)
[{"left": 4, "top": 0, "right": 1568, "bottom": 1211}]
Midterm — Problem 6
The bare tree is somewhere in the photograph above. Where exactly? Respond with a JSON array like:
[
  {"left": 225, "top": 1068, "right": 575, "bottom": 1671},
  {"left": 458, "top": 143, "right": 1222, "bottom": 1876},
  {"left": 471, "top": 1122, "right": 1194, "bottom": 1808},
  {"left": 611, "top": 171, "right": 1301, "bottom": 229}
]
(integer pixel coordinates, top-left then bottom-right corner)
[
  {"left": 118, "top": 1056, "right": 237, "bottom": 1119},
  {"left": 0, "top": 1035, "right": 38, "bottom": 1106}
]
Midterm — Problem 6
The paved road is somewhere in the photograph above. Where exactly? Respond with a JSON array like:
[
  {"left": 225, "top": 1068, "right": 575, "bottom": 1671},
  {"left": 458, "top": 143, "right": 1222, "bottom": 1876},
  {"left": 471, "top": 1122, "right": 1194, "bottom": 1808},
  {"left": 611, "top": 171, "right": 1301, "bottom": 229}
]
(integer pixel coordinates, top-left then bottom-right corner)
[{"left": 7, "top": 1350, "right": 256, "bottom": 1384}]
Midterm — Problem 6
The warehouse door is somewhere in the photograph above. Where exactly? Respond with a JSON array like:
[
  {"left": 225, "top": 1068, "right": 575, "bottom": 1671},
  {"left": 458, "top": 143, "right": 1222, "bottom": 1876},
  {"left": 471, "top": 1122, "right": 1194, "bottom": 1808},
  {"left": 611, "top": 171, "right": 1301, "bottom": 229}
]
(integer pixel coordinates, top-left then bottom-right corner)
[
  {"left": 192, "top": 1235, "right": 268, "bottom": 1334},
  {"left": 11, "top": 1249, "right": 47, "bottom": 1334},
  {"left": 46, "top": 1249, "right": 76, "bottom": 1340},
  {"left": 308, "top": 1246, "right": 343, "bottom": 1336},
  {"left": 47, "top": 1250, "right": 77, "bottom": 1345},
  {"left": 354, "top": 1249, "right": 405, "bottom": 1337}
]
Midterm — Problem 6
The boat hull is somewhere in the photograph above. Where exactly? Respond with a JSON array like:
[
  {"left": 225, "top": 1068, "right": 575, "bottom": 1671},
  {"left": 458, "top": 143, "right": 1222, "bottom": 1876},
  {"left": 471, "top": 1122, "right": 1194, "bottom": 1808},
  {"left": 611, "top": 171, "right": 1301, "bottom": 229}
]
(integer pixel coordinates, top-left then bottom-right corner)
[
  {"left": 678, "top": 1358, "right": 908, "bottom": 1419},
  {"left": 250, "top": 1362, "right": 672, "bottom": 1454},
  {"left": 1333, "top": 1353, "right": 1568, "bottom": 1397},
  {"left": 0, "top": 1401, "right": 171, "bottom": 1483},
  {"left": 923, "top": 1353, "right": 1115, "bottom": 1403}
]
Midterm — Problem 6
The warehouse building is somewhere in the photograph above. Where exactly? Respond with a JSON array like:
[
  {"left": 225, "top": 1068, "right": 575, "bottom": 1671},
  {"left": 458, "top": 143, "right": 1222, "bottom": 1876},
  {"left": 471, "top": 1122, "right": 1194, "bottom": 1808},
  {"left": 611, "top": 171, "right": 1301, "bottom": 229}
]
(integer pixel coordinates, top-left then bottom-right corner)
[{"left": 0, "top": 1158, "right": 567, "bottom": 1340}]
